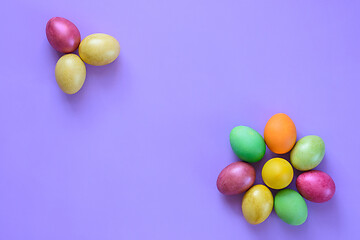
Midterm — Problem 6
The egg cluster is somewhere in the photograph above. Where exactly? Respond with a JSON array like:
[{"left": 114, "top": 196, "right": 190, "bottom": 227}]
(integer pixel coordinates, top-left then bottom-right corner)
[
  {"left": 46, "top": 17, "right": 120, "bottom": 94},
  {"left": 217, "top": 113, "right": 335, "bottom": 225}
]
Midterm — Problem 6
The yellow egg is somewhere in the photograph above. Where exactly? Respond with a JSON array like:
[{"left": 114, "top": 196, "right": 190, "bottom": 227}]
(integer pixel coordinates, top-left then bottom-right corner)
[
  {"left": 55, "top": 54, "right": 86, "bottom": 94},
  {"left": 262, "top": 158, "right": 293, "bottom": 189},
  {"left": 242, "top": 185, "right": 273, "bottom": 224},
  {"left": 79, "top": 33, "right": 120, "bottom": 66}
]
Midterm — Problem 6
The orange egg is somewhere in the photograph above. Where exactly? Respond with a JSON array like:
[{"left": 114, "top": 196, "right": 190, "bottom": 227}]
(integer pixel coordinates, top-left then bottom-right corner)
[{"left": 264, "top": 113, "right": 296, "bottom": 154}]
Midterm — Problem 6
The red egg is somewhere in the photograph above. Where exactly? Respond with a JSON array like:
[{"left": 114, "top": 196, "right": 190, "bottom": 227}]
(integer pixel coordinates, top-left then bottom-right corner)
[
  {"left": 296, "top": 170, "right": 335, "bottom": 203},
  {"left": 217, "top": 162, "right": 255, "bottom": 195},
  {"left": 46, "top": 17, "right": 81, "bottom": 53}
]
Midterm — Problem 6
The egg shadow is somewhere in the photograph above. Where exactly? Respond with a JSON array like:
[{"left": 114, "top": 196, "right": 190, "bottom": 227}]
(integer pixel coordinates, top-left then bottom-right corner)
[
  {"left": 313, "top": 155, "right": 332, "bottom": 173},
  {"left": 302, "top": 155, "right": 342, "bottom": 230},
  {"left": 221, "top": 193, "right": 244, "bottom": 217},
  {"left": 45, "top": 42, "right": 80, "bottom": 64},
  {"left": 44, "top": 43, "right": 63, "bottom": 79},
  {"left": 62, "top": 83, "right": 88, "bottom": 106},
  {"left": 306, "top": 195, "right": 342, "bottom": 231},
  {"left": 62, "top": 54, "right": 124, "bottom": 109},
  {"left": 48, "top": 47, "right": 64, "bottom": 62},
  {"left": 245, "top": 211, "right": 280, "bottom": 238},
  {"left": 85, "top": 55, "right": 123, "bottom": 89}
]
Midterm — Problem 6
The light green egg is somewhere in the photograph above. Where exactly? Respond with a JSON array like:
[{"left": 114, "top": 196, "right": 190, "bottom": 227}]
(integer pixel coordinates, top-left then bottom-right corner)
[{"left": 290, "top": 135, "right": 325, "bottom": 171}]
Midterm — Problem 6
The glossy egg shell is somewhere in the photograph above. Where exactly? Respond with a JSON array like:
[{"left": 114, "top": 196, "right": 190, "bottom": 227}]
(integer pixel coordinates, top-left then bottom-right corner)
[
  {"left": 242, "top": 185, "right": 273, "bottom": 224},
  {"left": 290, "top": 135, "right": 325, "bottom": 171},
  {"left": 296, "top": 170, "right": 335, "bottom": 203},
  {"left": 229, "top": 126, "right": 266, "bottom": 163},
  {"left": 262, "top": 158, "right": 293, "bottom": 189},
  {"left": 79, "top": 33, "right": 120, "bottom": 66},
  {"left": 55, "top": 54, "right": 86, "bottom": 94},
  {"left": 274, "top": 189, "right": 308, "bottom": 226},
  {"left": 264, "top": 113, "right": 297, "bottom": 154},
  {"left": 217, "top": 162, "right": 255, "bottom": 195},
  {"left": 46, "top": 17, "right": 81, "bottom": 53}
]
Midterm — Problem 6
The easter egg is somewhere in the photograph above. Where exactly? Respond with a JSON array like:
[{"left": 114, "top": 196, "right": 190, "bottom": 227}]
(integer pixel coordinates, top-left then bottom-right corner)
[
  {"left": 242, "top": 185, "right": 273, "bottom": 224},
  {"left": 229, "top": 126, "right": 266, "bottom": 163},
  {"left": 79, "top": 33, "right": 120, "bottom": 66},
  {"left": 262, "top": 158, "right": 293, "bottom": 189},
  {"left": 274, "top": 189, "right": 308, "bottom": 225},
  {"left": 46, "top": 17, "right": 81, "bottom": 53},
  {"left": 264, "top": 113, "right": 296, "bottom": 154},
  {"left": 296, "top": 170, "right": 335, "bottom": 203},
  {"left": 290, "top": 135, "right": 325, "bottom": 171},
  {"left": 217, "top": 162, "right": 255, "bottom": 195},
  {"left": 55, "top": 54, "right": 86, "bottom": 94}
]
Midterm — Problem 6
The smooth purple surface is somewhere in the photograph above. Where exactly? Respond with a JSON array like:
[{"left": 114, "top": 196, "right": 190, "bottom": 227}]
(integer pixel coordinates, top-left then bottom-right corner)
[{"left": 0, "top": 0, "right": 359, "bottom": 239}]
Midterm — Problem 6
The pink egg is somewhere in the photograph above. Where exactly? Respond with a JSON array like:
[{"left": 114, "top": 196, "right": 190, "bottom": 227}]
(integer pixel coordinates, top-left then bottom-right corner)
[
  {"left": 296, "top": 170, "right": 335, "bottom": 203},
  {"left": 217, "top": 162, "right": 255, "bottom": 195},
  {"left": 46, "top": 17, "right": 81, "bottom": 53}
]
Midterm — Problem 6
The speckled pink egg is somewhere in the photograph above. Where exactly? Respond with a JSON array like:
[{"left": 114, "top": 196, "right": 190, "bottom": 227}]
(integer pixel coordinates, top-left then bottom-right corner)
[
  {"left": 46, "top": 17, "right": 81, "bottom": 53},
  {"left": 217, "top": 162, "right": 255, "bottom": 195},
  {"left": 296, "top": 170, "right": 335, "bottom": 203}
]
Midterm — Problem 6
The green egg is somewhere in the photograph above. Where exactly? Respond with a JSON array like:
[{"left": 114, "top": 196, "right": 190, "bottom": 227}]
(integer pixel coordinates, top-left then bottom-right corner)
[
  {"left": 290, "top": 135, "right": 325, "bottom": 171},
  {"left": 274, "top": 189, "right": 308, "bottom": 226},
  {"left": 229, "top": 126, "right": 266, "bottom": 163}
]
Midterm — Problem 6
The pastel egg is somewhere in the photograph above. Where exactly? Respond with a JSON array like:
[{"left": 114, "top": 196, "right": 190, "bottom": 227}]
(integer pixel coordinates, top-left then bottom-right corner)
[
  {"left": 230, "top": 126, "right": 266, "bottom": 163},
  {"left": 290, "top": 135, "right": 325, "bottom": 171},
  {"left": 242, "top": 185, "right": 273, "bottom": 224},
  {"left": 264, "top": 113, "right": 296, "bottom": 154},
  {"left": 274, "top": 189, "right": 308, "bottom": 225},
  {"left": 46, "top": 17, "right": 81, "bottom": 53},
  {"left": 79, "top": 33, "right": 120, "bottom": 66},
  {"left": 296, "top": 170, "right": 335, "bottom": 203},
  {"left": 262, "top": 158, "right": 293, "bottom": 189},
  {"left": 55, "top": 54, "right": 86, "bottom": 94},
  {"left": 217, "top": 162, "right": 255, "bottom": 195}
]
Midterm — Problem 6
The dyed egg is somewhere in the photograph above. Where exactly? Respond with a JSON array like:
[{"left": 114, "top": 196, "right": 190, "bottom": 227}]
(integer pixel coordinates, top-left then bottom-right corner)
[
  {"left": 242, "top": 185, "right": 273, "bottom": 224},
  {"left": 79, "top": 33, "right": 120, "bottom": 66},
  {"left": 264, "top": 113, "right": 296, "bottom": 154},
  {"left": 296, "top": 170, "right": 335, "bottom": 203},
  {"left": 217, "top": 162, "right": 255, "bottom": 195},
  {"left": 55, "top": 54, "right": 86, "bottom": 94},
  {"left": 229, "top": 126, "right": 266, "bottom": 163},
  {"left": 290, "top": 135, "right": 325, "bottom": 171},
  {"left": 262, "top": 158, "right": 293, "bottom": 189},
  {"left": 274, "top": 189, "right": 308, "bottom": 225},
  {"left": 46, "top": 17, "right": 81, "bottom": 53}
]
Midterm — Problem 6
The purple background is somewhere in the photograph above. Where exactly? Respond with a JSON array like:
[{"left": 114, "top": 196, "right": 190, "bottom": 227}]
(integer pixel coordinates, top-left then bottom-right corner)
[{"left": 0, "top": 0, "right": 359, "bottom": 239}]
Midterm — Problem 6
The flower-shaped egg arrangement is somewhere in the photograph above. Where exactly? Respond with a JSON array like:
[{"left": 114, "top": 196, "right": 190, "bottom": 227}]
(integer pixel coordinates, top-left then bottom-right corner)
[{"left": 217, "top": 113, "right": 336, "bottom": 225}]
